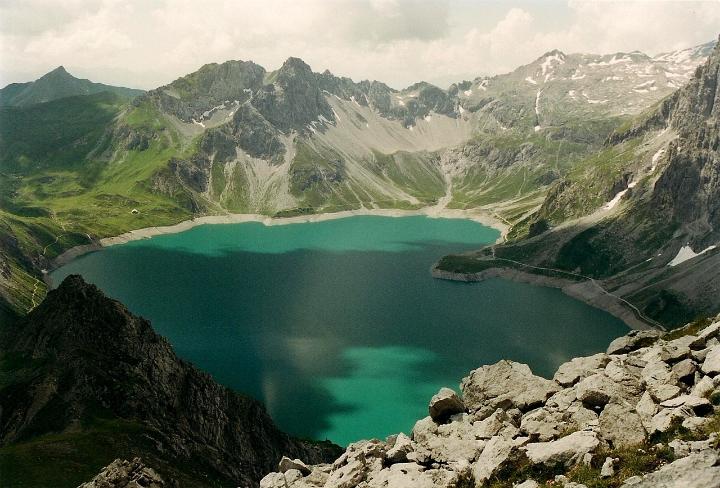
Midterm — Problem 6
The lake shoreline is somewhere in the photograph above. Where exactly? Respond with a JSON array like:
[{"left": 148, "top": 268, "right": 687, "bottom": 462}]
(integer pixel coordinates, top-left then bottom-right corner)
[
  {"left": 431, "top": 266, "right": 658, "bottom": 331},
  {"left": 49, "top": 207, "right": 508, "bottom": 272}
]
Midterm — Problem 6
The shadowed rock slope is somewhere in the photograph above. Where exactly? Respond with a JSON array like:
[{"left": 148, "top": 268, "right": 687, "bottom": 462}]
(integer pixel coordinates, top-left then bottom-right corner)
[{"left": 0, "top": 275, "right": 340, "bottom": 488}]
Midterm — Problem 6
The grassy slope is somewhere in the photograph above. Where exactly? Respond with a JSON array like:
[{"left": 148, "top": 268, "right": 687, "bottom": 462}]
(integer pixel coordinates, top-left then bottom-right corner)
[{"left": 0, "top": 96, "right": 195, "bottom": 313}]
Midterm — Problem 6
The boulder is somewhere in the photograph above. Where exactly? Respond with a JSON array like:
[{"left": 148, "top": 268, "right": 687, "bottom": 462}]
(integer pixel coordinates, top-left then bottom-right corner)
[
  {"left": 79, "top": 458, "right": 165, "bottom": 488},
  {"left": 671, "top": 359, "right": 697, "bottom": 382},
  {"left": 692, "top": 375, "right": 715, "bottom": 397},
  {"left": 386, "top": 433, "right": 413, "bottom": 464},
  {"left": 411, "top": 416, "right": 484, "bottom": 464},
  {"left": 635, "top": 391, "right": 658, "bottom": 432},
  {"left": 278, "top": 456, "right": 311, "bottom": 476},
  {"left": 525, "top": 431, "right": 599, "bottom": 467},
  {"left": 520, "top": 408, "right": 566, "bottom": 442},
  {"left": 604, "top": 357, "right": 644, "bottom": 395},
  {"left": 700, "top": 345, "right": 720, "bottom": 374},
  {"left": 598, "top": 403, "right": 647, "bottom": 447},
  {"left": 682, "top": 416, "right": 713, "bottom": 432},
  {"left": 619, "top": 450, "right": 720, "bottom": 487},
  {"left": 516, "top": 481, "right": 540, "bottom": 488},
  {"left": 691, "top": 321, "right": 720, "bottom": 348},
  {"left": 472, "top": 409, "right": 508, "bottom": 439},
  {"left": 600, "top": 457, "right": 616, "bottom": 477},
  {"left": 365, "top": 462, "right": 471, "bottom": 488},
  {"left": 575, "top": 374, "right": 622, "bottom": 408},
  {"left": 471, "top": 435, "right": 515, "bottom": 484},
  {"left": 429, "top": 388, "right": 466, "bottom": 422},
  {"left": 545, "top": 388, "right": 577, "bottom": 412},
  {"left": 650, "top": 406, "right": 693, "bottom": 433},
  {"left": 461, "top": 361, "right": 559, "bottom": 414},
  {"left": 606, "top": 330, "right": 661, "bottom": 355},
  {"left": 659, "top": 395, "right": 713, "bottom": 415},
  {"left": 553, "top": 353, "right": 610, "bottom": 387},
  {"left": 660, "top": 335, "right": 695, "bottom": 363}
]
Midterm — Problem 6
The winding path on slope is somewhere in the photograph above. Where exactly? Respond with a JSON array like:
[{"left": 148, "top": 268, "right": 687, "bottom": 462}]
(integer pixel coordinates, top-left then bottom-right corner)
[{"left": 488, "top": 245, "right": 665, "bottom": 330}]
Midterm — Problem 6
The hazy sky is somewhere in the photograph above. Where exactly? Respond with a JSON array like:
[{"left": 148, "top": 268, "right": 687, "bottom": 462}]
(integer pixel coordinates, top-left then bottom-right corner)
[{"left": 2, "top": 0, "right": 719, "bottom": 90}]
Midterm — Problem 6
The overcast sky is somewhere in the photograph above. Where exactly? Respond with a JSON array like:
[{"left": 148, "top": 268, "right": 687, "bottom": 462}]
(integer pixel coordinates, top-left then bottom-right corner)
[{"left": 1, "top": 0, "right": 719, "bottom": 90}]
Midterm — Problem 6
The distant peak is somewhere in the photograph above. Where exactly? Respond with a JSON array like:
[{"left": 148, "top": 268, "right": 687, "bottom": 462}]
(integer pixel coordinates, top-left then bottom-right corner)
[
  {"left": 42, "top": 65, "right": 74, "bottom": 79},
  {"left": 280, "top": 57, "right": 312, "bottom": 72},
  {"left": 542, "top": 49, "right": 566, "bottom": 59}
]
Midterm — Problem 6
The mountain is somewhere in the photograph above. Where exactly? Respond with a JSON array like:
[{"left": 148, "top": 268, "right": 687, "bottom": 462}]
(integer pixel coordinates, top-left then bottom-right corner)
[
  {"left": 0, "top": 275, "right": 340, "bottom": 487},
  {"left": 436, "top": 36, "right": 720, "bottom": 327},
  {"left": 0, "top": 66, "right": 144, "bottom": 107},
  {"left": 0, "top": 40, "right": 715, "bottom": 316}
]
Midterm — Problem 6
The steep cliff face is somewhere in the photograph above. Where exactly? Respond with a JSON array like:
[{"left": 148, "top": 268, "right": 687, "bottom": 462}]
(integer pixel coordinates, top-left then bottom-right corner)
[
  {"left": 0, "top": 275, "right": 340, "bottom": 487},
  {"left": 652, "top": 39, "right": 720, "bottom": 248}
]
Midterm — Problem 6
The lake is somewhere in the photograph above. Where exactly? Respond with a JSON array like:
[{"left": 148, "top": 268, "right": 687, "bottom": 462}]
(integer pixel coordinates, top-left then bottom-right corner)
[{"left": 51, "top": 215, "right": 627, "bottom": 446}]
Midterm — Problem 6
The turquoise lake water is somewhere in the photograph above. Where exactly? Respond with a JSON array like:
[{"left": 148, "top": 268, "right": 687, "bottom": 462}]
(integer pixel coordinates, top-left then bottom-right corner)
[{"left": 51, "top": 215, "right": 627, "bottom": 446}]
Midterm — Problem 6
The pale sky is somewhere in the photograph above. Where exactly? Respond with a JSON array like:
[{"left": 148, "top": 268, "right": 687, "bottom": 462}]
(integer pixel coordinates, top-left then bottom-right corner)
[{"left": 1, "top": 0, "right": 719, "bottom": 90}]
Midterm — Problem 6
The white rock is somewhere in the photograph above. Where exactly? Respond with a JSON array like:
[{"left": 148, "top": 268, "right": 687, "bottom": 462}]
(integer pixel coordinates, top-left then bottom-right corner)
[
  {"left": 619, "top": 450, "right": 720, "bottom": 487},
  {"left": 278, "top": 456, "right": 311, "bottom": 475},
  {"left": 461, "top": 361, "right": 560, "bottom": 414},
  {"left": 575, "top": 374, "right": 622, "bottom": 407},
  {"left": 554, "top": 353, "right": 610, "bottom": 387},
  {"left": 429, "top": 388, "right": 466, "bottom": 422},
  {"left": 607, "top": 330, "right": 661, "bottom": 355},
  {"left": 599, "top": 403, "right": 647, "bottom": 447},
  {"left": 650, "top": 406, "right": 693, "bottom": 433},
  {"left": 386, "top": 433, "right": 413, "bottom": 463},
  {"left": 636, "top": 391, "right": 659, "bottom": 432},
  {"left": 520, "top": 408, "right": 566, "bottom": 441},
  {"left": 516, "top": 480, "right": 540, "bottom": 488},
  {"left": 471, "top": 435, "right": 515, "bottom": 484},
  {"left": 660, "top": 335, "right": 695, "bottom": 362},
  {"left": 692, "top": 375, "right": 715, "bottom": 397},
  {"left": 671, "top": 358, "right": 697, "bottom": 381},
  {"left": 600, "top": 457, "right": 615, "bottom": 477},
  {"left": 681, "top": 416, "right": 712, "bottom": 431},
  {"left": 700, "top": 345, "right": 720, "bottom": 374},
  {"left": 472, "top": 409, "right": 507, "bottom": 439},
  {"left": 525, "top": 431, "right": 599, "bottom": 467}
]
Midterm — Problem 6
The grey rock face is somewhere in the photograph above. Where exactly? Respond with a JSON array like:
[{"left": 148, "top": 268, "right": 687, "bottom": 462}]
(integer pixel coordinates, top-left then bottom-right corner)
[
  {"left": 429, "top": 388, "right": 466, "bottom": 422},
  {"left": 554, "top": 353, "right": 610, "bottom": 387},
  {"left": 607, "top": 330, "right": 662, "bottom": 355},
  {"left": 525, "top": 431, "right": 600, "bottom": 467},
  {"left": 598, "top": 403, "right": 647, "bottom": 448},
  {"left": 461, "top": 360, "right": 560, "bottom": 414},
  {"left": 278, "top": 456, "right": 311, "bottom": 475},
  {"left": 471, "top": 435, "right": 516, "bottom": 484},
  {"left": 78, "top": 458, "right": 164, "bottom": 488},
  {"left": 701, "top": 345, "right": 720, "bottom": 374},
  {"left": 620, "top": 451, "right": 720, "bottom": 487}
]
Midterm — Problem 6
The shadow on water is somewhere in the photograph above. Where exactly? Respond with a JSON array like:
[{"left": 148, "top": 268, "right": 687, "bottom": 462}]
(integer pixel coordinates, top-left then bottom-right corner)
[{"left": 50, "top": 220, "right": 627, "bottom": 445}]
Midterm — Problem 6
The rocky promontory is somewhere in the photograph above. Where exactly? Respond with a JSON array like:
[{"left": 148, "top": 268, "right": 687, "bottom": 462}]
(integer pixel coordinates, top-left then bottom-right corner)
[{"left": 259, "top": 317, "right": 720, "bottom": 487}]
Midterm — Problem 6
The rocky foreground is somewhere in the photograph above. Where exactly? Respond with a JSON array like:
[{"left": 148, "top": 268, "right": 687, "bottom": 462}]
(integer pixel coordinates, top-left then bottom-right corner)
[{"left": 257, "top": 318, "right": 720, "bottom": 488}]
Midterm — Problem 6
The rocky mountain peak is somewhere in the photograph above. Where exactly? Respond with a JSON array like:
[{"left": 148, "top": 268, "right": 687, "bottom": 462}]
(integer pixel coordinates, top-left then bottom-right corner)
[
  {"left": 278, "top": 56, "right": 313, "bottom": 76},
  {"left": 47, "top": 65, "right": 70, "bottom": 76}
]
